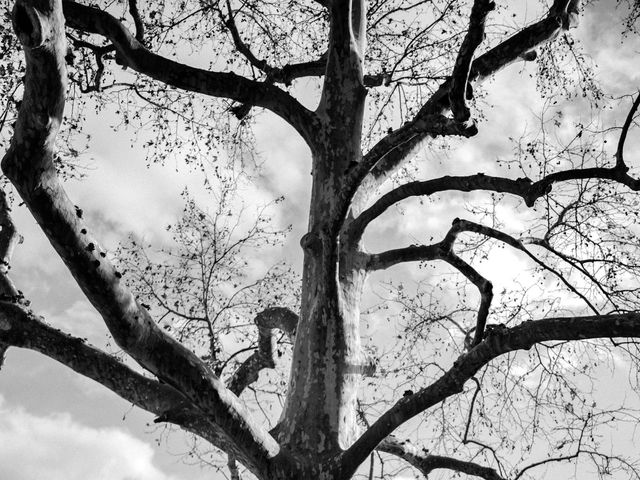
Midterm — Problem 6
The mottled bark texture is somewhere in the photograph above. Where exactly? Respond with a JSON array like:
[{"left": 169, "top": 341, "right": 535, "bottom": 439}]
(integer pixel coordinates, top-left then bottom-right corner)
[
  {"left": 2, "top": 0, "right": 640, "bottom": 479},
  {"left": 0, "top": 191, "right": 20, "bottom": 368}
]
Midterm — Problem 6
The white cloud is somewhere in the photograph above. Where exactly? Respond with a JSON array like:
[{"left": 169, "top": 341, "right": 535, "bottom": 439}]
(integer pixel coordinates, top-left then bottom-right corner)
[
  {"left": 0, "top": 396, "right": 179, "bottom": 480},
  {"left": 43, "top": 299, "right": 108, "bottom": 345}
]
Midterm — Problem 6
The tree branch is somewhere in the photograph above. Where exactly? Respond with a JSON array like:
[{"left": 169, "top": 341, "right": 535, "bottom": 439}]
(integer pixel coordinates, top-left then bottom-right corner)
[
  {"left": 366, "top": 243, "right": 441, "bottom": 271},
  {"left": 450, "top": 219, "right": 600, "bottom": 316},
  {"left": 61, "top": 0, "right": 319, "bottom": 143},
  {"left": 0, "top": 190, "right": 21, "bottom": 301},
  {"left": 0, "top": 300, "right": 252, "bottom": 452},
  {"left": 340, "top": 310, "right": 640, "bottom": 474},
  {"left": 227, "top": 307, "right": 297, "bottom": 396},
  {"left": 0, "top": 189, "right": 20, "bottom": 369},
  {"left": 218, "top": 0, "right": 273, "bottom": 76},
  {"left": 127, "top": 0, "right": 144, "bottom": 42},
  {"left": 366, "top": 219, "right": 493, "bottom": 346},
  {"left": 353, "top": 0, "right": 582, "bottom": 192},
  {"left": 377, "top": 435, "right": 505, "bottom": 480},
  {"left": 348, "top": 167, "right": 640, "bottom": 242},
  {"left": 442, "top": 249, "right": 493, "bottom": 347},
  {"left": 615, "top": 93, "right": 640, "bottom": 170},
  {"left": 2, "top": 0, "right": 278, "bottom": 472},
  {"left": 0, "top": 302, "right": 183, "bottom": 414},
  {"left": 449, "top": 0, "right": 495, "bottom": 124},
  {"left": 224, "top": 306, "right": 297, "bottom": 480}
]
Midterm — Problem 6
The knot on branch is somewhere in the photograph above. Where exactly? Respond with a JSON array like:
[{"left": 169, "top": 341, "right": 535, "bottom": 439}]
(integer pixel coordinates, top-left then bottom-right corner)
[
  {"left": 230, "top": 103, "right": 252, "bottom": 120},
  {"left": 300, "top": 231, "right": 322, "bottom": 254}
]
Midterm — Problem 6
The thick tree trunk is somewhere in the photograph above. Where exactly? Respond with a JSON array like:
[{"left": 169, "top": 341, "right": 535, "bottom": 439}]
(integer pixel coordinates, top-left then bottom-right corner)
[
  {"left": 275, "top": 0, "right": 369, "bottom": 460},
  {"left": 276, "top": 147, "right": 368, "bottom": 459}
]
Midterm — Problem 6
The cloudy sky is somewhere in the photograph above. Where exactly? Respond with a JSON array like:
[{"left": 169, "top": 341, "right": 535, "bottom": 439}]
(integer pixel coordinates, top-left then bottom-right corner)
[{"left": 1, "top": 1, "right": 640, "bottom": 479}]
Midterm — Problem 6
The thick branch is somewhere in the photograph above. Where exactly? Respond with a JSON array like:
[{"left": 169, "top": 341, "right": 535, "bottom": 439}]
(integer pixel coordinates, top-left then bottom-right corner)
[
  {"left": 0, "top": 191, "right": 20, "bottom": 300},
  {"left": 61, "top": 0, "right": 318, "bottom": 143},
  {"left": 2, "top": 0, "right": 278, "bottom": 471},
  {"left": 348, "top": 168, "right": 640, "bottom": 242},
  {"left": 340, "top": 311, "right": 640, "bottom": 473},
  {"left": 449, "top": 0, "right": 495, "bottom": 124},
  {"left": 0, "top": 301, "right": 184, "bottom": 413},
  {"left": 366, "top": 243, "right": 441, "bottom": 271},
  {"left": 127, "top": 0, "right": 144, "bottom": 42},
  {"left": 227, "top": 307, "right": 297, "bottom": 396},
  {"left": 319, "top": 0, "right": 368, "bottom": 129},
  {"left": 0, "top": 190, "right": 22, "bottom": 369},
  {"left": 0, "top": 300, "right": 246, "bottom": 452},
  {"left": 378, "top": 436, "right": 505, "bottom": 480}
]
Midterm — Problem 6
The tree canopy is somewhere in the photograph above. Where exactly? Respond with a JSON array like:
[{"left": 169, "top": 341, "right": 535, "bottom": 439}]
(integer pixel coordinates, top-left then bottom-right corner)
[{"left": 1, "top": 0, "right": 640, "bottom": 479}]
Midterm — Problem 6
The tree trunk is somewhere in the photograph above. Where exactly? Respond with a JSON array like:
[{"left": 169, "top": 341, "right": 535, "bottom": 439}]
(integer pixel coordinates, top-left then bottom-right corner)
[
  {"left": 275, "top": 0, "right": 368, "bottom": 453},
  {"left": 276, "top": 148, "right": 368, "bottom": 458}
]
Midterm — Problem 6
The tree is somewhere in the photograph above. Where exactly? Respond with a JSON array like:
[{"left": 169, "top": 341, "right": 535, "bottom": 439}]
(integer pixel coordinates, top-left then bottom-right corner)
[{"left": 1, "top": 0, "right": 640, "bottom": 478}]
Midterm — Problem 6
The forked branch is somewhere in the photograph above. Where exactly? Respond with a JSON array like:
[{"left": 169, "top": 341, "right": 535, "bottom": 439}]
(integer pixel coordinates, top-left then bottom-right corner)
[
  {"left": 356, "top": 0, "right": 582, "bottom": 190},
  {"left": 0, "top": 300, "right": 252, "bottom": 454},
  {"left": 366, "top": 219, "right": 493, "bottom": 346}
]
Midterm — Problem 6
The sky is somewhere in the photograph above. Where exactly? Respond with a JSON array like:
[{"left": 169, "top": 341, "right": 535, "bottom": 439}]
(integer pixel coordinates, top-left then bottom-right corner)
[{"left": 1, "top": 1, "right": 640, "bottom": 479}]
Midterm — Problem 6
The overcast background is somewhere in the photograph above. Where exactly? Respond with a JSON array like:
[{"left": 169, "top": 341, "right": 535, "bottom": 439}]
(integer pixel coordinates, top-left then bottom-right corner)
[{"left": 1, "top": 1, "right": 640, "bottom": 479}]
